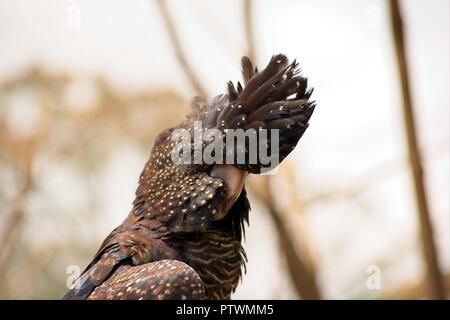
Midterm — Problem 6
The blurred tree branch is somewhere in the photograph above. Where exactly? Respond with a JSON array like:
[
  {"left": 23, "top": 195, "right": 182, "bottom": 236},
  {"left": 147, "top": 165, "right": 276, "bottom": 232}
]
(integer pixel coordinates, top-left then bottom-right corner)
[
  {"left": 383, "top": 272, "right": 450, "bottom": 299},
  {"left": 242, "top": 0, "right": 321, "bottom": 299},
  {"left": 0, "top": 79, "right": 52, "bottom": 283},
  {"left": 243, "top": 0, "right": 255, "bottom": 62},
  {"left": 0, "top": 139, "right": 35, "bottom": 278},
  {"left": 303, "top": 137, "right": 449, "bottom": 207},
  {"left": 0, "top": 69, "right": 186, "bottom": 298},
  {"left": 155, "top": 0, "right": 207, "bottom": 97},
  {"left": 389, "top": 0, "right": 444, "bottom": 299},
  {"left": 248, "top": 175, "right": 321, "bottom": 299}
]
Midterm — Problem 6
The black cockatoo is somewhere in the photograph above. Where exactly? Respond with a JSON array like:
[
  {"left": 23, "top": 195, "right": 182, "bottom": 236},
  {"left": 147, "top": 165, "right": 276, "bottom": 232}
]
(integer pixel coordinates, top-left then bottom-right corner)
[{"left": 63, "top": 54, "right": 315, "bottom": 300}]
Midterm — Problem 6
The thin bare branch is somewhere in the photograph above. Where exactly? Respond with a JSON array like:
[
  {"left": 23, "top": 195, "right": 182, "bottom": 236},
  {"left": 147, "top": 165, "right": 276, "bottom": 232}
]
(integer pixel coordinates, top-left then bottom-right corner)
[
  {"left": 389, "top": 0, "right": 444, "bottom": 299},
  {"left": 303, "top": 137, "right": 449, "bottom": 207},
  {"left": 382, "top": 272, "right": 450, "bottom": 300},
  {"left": 243, "top": 0, "right": 255, "bottom": 62},
  {"left": 0, "top": 141, "right": 35, "bottom": 276},
  {"left": 242, "top": 0, "right": 321, "bottom": 299},
  {"left": 249, "top": 176, "right": 321, "bottom": 299},
  {"left": 155, "top": 0, "right": 207, "bottom": 97}
]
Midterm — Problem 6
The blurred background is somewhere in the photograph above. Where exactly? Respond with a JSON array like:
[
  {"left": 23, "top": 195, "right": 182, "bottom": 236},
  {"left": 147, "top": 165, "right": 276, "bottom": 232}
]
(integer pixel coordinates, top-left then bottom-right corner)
[{"left": 0, "top": 0, "right": 448, "bottom": 299}]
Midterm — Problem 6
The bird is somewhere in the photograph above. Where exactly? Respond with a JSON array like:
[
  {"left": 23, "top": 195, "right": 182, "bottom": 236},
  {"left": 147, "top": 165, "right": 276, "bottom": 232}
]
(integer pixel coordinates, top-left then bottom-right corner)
[{"left": 63, "top": 54, "right": 315, "bottom": 300}]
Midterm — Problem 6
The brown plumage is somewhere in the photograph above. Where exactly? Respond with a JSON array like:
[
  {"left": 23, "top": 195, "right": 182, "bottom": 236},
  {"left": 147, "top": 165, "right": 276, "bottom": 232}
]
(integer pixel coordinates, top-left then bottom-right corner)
[{"left": 63, "top": 54, "right": 315, "bottom": 300}]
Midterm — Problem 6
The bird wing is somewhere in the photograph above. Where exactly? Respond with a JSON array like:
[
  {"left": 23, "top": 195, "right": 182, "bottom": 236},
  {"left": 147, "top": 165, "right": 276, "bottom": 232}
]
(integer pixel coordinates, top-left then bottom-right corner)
[
  {"left": 87, "top": 260, "right": 205, "bottom": 300},
  {"left": 63, "top": 132, "right": 228, "bottom": 299}
]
